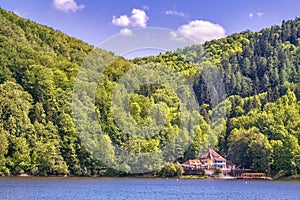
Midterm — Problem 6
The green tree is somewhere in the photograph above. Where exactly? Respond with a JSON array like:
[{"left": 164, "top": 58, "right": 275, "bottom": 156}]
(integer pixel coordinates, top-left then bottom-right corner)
[
  {"left": 0, "top": 129, "right": 9, "bottom": 175},
  {"left": 158, "top": 163, "right": 183, "bottom": 177},
  {"left": 248, "top": 133, "right": 273, "bottom": 173}
]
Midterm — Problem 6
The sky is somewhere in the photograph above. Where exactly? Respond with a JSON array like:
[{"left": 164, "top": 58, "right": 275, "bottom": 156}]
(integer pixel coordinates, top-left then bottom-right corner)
[{"left": 0, "top": 0, "right": 299, "bottom": 47}]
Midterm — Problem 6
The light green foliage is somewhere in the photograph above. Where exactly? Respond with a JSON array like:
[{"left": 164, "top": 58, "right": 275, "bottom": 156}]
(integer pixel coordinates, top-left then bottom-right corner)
[
  {"left": 227, "top": 91, "right": 300, "bottom": 176},
  {"left": 158, "top": 162, "right": 183, "bottom": 177},
  {"left": 0, "top": 8, "right": 299, "bottom": 177}
]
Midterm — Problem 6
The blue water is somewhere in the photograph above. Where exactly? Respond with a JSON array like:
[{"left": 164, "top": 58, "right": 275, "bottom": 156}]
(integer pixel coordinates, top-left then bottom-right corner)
[{"left": 0, "top": 177, "right": 299, "bottom": 200}]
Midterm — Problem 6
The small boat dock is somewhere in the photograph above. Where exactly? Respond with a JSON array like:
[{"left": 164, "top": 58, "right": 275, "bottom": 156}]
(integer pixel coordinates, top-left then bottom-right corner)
[{"left": 237, "top": 173, "right": 272, "bottom": 180}]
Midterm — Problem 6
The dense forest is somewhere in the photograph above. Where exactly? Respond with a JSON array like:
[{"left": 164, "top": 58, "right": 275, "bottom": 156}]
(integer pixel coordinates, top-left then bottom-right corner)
[{"left": 0, "top": 8, "right": 299, "bottom": 177}]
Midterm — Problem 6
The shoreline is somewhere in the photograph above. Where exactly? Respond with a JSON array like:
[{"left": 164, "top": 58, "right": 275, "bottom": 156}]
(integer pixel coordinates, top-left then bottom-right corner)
[
  {"left": 2, "top": 175, "right": 298, "bottom": 181},
  {"left": 1, "top": 173, "right": 300, "bottom": 181}
]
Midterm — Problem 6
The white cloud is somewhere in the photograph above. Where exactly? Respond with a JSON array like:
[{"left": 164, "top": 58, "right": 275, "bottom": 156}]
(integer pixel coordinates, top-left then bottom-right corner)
[
  {"left": 130, "top": 9, "right": 148, "bottom": 28},
  {"left": 171, "top": 20, "right": 226, "bottom": 44},
  {"left": 52, "top": 0, "right": 85, "bottom": 13},
  {"left": 249, "top": 13, "right": 254, "bottom": 19},
  {"left": 163, "top": 9, "right": 188, "bottom": 18},
  {"left": 120, "top": 28, "right": 133, "bottom": 37},
  {"left": 112, "top": 9, "right": 149, "bottom": 28},
  {"left": 112, "top": 15, "right": 130, "bottom": 27},
  {"left": 257, "top": 12, "right": 264, "bottom": 18}
]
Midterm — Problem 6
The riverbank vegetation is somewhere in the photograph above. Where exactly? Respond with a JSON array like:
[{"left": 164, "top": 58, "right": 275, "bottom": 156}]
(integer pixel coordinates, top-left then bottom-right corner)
[{"left": 0, "top": 8, "right": 299, "bottom": 178}]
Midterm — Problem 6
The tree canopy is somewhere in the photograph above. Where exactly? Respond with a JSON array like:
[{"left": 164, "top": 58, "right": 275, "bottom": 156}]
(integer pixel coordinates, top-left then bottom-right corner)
[{"left": 0, "top": 8, "right": 299, "bottom": 177}]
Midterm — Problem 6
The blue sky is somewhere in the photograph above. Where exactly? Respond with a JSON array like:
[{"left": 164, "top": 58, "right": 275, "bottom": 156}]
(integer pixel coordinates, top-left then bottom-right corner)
[{"left": 0, "top": 0, "right": 299, "bottom": 46}]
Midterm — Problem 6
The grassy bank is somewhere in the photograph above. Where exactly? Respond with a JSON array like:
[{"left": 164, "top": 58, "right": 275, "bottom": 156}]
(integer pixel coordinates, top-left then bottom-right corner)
[{"left": 180, "top": 175, "right": 211, "bottom": 179}]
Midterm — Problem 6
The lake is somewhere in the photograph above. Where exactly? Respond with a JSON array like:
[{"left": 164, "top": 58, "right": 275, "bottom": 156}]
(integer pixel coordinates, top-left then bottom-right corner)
[{"left": 0, "top": 177, "right": 299, "bottom": 200}]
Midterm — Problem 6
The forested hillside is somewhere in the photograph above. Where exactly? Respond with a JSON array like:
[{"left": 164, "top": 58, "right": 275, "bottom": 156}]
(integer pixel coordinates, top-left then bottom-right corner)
[
  {"left": 0, "top": 9, "right": 97, "bottom": 176},
  {"left": 134, "top": 18, "right": 300, "bottom": 176},
  {"left": 0, "top": 7, "right": 299, "bottom": 177}
]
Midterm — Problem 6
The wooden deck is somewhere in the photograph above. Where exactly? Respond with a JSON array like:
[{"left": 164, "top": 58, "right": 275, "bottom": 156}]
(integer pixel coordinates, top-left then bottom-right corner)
[{"left": 237, "top": 173, "right": 272, "bottom": 180}]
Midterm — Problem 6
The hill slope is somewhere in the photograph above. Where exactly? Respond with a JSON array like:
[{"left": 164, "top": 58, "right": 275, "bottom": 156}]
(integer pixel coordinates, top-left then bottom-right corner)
[
  {"left": 0, "top": 8, "right": 299, "bottom": 177},
  {"left": 133, "top": 18, "right": 300, "bottom": 176},
  {"left": 0, "top": 9, "right": 98, "bottom": 176}
]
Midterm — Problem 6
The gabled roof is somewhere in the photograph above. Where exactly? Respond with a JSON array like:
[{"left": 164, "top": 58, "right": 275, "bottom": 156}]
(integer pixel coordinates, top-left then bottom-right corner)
[
  {"left": 182, "top": 159, "right": 202, "bottom": 166},
  {"left": 199, "top": 149, "right": 226, "bottom": 162}
]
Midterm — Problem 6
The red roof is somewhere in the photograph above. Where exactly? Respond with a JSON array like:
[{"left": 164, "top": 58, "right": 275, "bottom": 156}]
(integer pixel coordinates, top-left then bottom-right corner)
[
  {"left": 182, "top": 159, "right": 202, "bottom": 166},
  {"left": 199, "top": 149, "right": 226, "bottom": 162}
]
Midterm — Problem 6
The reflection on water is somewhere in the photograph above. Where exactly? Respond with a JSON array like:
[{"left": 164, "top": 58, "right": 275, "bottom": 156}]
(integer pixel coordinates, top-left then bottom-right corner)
[{"left": 0, "top": 177, "right": 299, "bottom": 200}]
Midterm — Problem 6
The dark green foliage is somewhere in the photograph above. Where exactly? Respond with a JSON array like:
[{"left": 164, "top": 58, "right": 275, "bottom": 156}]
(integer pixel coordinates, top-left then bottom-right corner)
[
  {"left": 215, "top": 168, "right": 222, "bottom": 175},
  {"left": 158, "top": 163, "right": 183, "bottom": 177},
  {"left": 132, "top": 18, "right": 300, "bottom": 177},
  {"left": 227, "top": 91, "right": 300, "bottom": 176},
  {"left": 0, "top": 8, "right": 299, "bottom": 177},
  {"left": 0, "top": 9, "right": 96, "bottom": 176}
]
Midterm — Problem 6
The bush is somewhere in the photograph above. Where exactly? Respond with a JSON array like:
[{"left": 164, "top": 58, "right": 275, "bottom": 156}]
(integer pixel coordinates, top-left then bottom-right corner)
[
  {"left": 215, "top": 168, "right": 222, "bottom": 175},
  {"left": 158, "top": 163, "right": 183, "bottom": 177}
]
